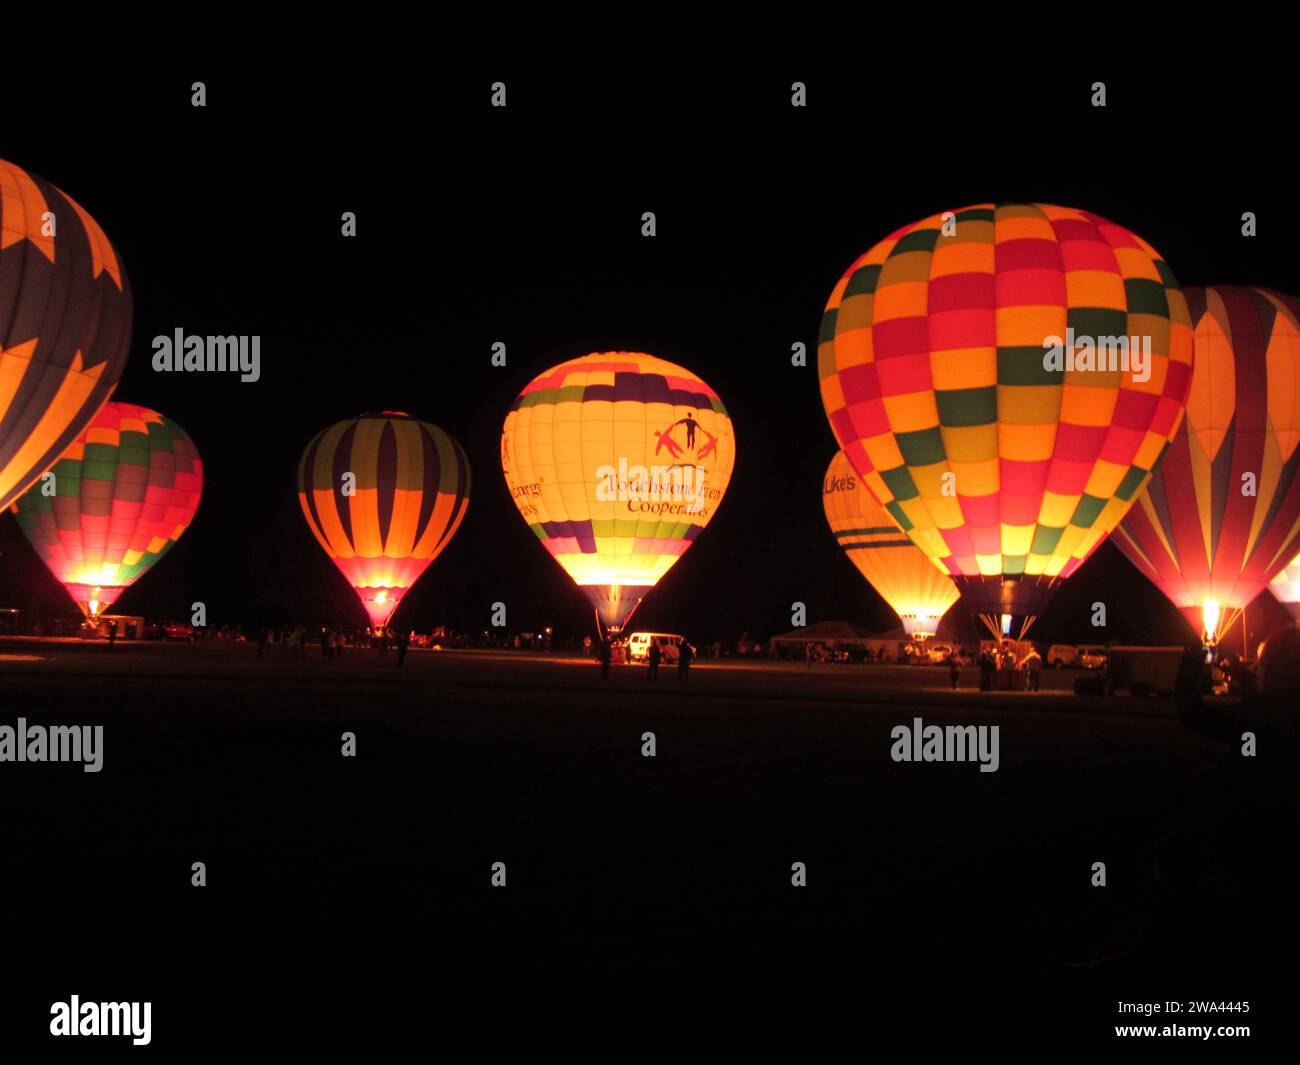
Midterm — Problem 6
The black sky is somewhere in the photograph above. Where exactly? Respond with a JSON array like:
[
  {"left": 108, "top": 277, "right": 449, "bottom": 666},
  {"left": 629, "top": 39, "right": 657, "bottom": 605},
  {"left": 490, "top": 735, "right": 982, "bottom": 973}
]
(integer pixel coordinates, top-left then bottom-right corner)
[{"left": 0, "top": 62, "right": 1294, "bottom": 649}]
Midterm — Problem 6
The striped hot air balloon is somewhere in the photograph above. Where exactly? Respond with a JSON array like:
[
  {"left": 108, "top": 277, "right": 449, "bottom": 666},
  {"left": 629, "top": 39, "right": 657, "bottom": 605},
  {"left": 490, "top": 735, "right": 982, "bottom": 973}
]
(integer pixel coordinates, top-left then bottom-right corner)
[
  {"left": 501, "top": 352, "right": 736, "bottom": 633},
  {"left": 1112, "top": 286, "right": 1300, "bottom": 645},
  {"left": 1, "top": 159, "right": 132, "bottom": 511},
  {"left": 10, "top": 402, "right": 202, "bottom": 618},
  {"left": 819, "top": 203, "right": 1193, "bottom": 637},
  {"left": 297, "top": 412, "right": 470, "bottom": 627},
  {"left": 823, "top": 450, "right": 958, "bottom": 639},
  {"left": 1269, "top": 554, "right": 1300, "bottom": 620}
]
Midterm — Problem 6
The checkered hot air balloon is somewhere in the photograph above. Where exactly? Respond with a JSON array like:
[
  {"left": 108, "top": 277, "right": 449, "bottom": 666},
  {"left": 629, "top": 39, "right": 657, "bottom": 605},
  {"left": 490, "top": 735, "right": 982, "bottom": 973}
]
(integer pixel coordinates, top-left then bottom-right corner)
[
  {"left": 823, "top": 450, "right": 958, "bottom": 639},
  {"left": 1269, "top": 555, "right": 1300, "bottom": 620},
  {"left": 501, "top": 352, "right": 736, "bottom": 633},
  {"left": 1, "top": 159, "right": 132, "bottom": 512},
  {"left": 819, "top": 204, "right": 1193, "bottom": 637},
  {"left": 1112, "top": 286, "right": 1300, "bottom": 645},
  {"left": 297, "top": 412, "right": 471, "bottom": 627},
  {"left": 10, "top": 402, "right": 202, "bottom": 618}
]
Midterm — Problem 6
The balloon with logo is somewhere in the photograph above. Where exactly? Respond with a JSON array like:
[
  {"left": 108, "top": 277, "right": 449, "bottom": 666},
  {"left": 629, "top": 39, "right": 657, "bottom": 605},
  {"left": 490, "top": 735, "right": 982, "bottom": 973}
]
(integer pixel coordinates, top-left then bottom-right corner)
[
  {"left": 0, "top": 158, "right": 133, "bottom": 511},
  {"left": 823, "top": 450, "right": 958, "bottom": 639},
  {"left": 501, "top": 351, "right": 736, "bottom": 633},
  {"left": 297, "top": 412, "right": 470, "bottom": 627},
  {"left": 1112, "top": 286, "right": 1300, "bottom": 645},
  {"left": 10, "top": 402, "right": 202, "bottom": 618},
  {"left": 819, "top": 203, "right": 1193, "bottom": 637}
]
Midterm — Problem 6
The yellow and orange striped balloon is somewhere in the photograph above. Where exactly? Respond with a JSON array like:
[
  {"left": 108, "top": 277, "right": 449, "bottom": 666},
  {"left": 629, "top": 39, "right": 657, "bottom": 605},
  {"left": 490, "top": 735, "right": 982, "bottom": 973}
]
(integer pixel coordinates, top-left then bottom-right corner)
[
  {"left": 823, "top": 451, "right": 958, "bottom": 638},
  {"left": 297, "top": 412, "right": 470, "bottom": 626}
]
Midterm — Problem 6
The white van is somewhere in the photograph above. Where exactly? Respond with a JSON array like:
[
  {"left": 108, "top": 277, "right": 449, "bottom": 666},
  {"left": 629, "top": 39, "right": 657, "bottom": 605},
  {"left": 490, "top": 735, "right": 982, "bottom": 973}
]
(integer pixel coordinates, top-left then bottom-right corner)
[
  {"left": 1046, "top": 644, "right": 1078, "bottom": 668},
  {"left": 626, "top": 632, "right": 684, "bottom": 663}
]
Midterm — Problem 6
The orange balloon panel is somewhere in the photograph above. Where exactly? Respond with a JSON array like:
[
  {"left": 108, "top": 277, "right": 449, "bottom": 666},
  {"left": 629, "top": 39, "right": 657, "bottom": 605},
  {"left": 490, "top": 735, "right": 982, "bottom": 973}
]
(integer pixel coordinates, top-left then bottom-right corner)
[
  {"left": 298, "top": 413, "right": 470, "bottom": 626},
  {"left": 11, "top": 402, "right": 202, "bottom": 617},
  {"left": 502, "top": 352, "right": 735, "bottom": 630},
  {"left": 823, "top": 451, "right": 958, "bottom": 637}
]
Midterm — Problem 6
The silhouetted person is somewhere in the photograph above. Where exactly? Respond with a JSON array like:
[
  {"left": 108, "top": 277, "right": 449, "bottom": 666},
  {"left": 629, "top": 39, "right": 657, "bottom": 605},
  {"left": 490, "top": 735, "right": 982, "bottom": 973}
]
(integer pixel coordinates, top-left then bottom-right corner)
[
  {"left": 1174, "top": 632, "right": 1300, "bottom": 963},
  {"left": 256, "top": 627, "right": 268, "bottom": 656},
  {"left": 677, "top": 640, "right": 694, "bottom": 680},
  {"left": 1021, "top": 647, "right": 1042, "bottom": 691},
  {"left": 948, "top": 654, "right": 960, "bottom": 690},
  {"left": 396, "top": 630, "right": 410, "bottom": 667},
  {"left": 598, "top": 637, "right": 612, "bottom": 679},
  {"left": 320, "top": 628, "right": 332, "bottom": 660},
  {"left": 978, "top": 652, "right": 993, "bottom": 691},
  {"left": 647, "top": 640, "right": 661, "bottom": 680},
  {"left": 106, "top": 619, "right": 118, "bottom": 651},
  {"left": 379, "top": 629, "right": 390, "bottom": 658}
]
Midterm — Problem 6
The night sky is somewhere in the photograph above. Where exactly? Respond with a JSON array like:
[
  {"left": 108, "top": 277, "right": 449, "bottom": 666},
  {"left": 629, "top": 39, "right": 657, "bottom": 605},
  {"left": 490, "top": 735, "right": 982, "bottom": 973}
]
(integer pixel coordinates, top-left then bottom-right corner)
[{"left": 1, "top": 64, "right": 1294, "bottom": 649}]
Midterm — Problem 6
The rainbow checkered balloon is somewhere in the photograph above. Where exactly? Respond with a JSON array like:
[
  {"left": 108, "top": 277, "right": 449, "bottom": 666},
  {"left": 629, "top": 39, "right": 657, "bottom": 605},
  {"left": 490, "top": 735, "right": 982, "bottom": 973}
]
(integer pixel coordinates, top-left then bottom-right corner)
[
  {"left": 11, "top": 401, "right": 202, "bottom": 618},
  {"left": 819, "top": 204, "right": 1193, "bottom": 629}
]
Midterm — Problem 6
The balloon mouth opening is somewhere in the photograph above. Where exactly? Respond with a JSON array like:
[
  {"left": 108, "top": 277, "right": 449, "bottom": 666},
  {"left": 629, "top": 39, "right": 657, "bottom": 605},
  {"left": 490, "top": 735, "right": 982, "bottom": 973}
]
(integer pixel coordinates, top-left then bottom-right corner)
[
  {"left": 1202, "top": 599, "right": 1222, "bottom": 645},
  {"left": 357, "top": 587, "right": 402, "bottom": 626},
  {"left": 579, "top": 583, "right": 652, "bottom": 636},
  {"left": 64, "top": 584, "right": 125, "bottom": 619}
]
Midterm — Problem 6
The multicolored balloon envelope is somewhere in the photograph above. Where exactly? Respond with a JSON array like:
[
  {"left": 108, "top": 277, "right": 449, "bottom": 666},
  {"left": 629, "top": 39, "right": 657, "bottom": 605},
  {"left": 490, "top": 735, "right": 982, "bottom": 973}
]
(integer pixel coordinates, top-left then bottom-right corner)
[
  {"left": 823, "top": 450, "right": 958, "bottom": 638},
  {"left": 10, "top": 402, "right": 202, "bottom": 617},
  {"left": 1112, "top": 286, "right": 1300, "bottom": 643},
  {"left": 501, "top": 352, "right": 736, "bottom": 632},
  {"left": 1269, "top": 554, "right": 1300, "bottom": 620},
  {"left": 819, "top": 203, "right": 1193, "bottom": 635},
  {"left": 297, "top": 412, "right": 470, "bottom": 627},
  {"left": 1, "top": 158, "right": 133, "bottom": 512}
]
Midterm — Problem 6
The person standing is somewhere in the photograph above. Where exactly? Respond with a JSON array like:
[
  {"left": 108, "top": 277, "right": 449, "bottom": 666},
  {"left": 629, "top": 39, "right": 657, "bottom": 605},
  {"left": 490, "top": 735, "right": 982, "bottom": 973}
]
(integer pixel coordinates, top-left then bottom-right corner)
[
  {"left": 1022, "top": 647, "right": 1043, "bottom": 691},
  {"left": 677, "top": 639, "right": 694, "bottom": 681},
  {"left": 107, "top": 619, "right": 118, "bottom": 651},
  {"left": 396, "top": 630, "right": 410, "bottom": 667},
  {"left": 949, "top": 653, "right": 960, "bottom": 690},
  {"left": 598, "top": 637, "right": 612, "bottom": 680},
  {"left": 583, "top": 634, "right": 593, "bottom": 658},
  {"left": 647, "top": 639, "right": 661, "bottom": 680}
]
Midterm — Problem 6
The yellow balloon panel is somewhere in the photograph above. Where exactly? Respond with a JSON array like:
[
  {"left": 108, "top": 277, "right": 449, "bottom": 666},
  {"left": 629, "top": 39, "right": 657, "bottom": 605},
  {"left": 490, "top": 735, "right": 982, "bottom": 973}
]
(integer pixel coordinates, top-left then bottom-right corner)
[{"left": 823, "top": 451, "right": 959, "bottom": 636}]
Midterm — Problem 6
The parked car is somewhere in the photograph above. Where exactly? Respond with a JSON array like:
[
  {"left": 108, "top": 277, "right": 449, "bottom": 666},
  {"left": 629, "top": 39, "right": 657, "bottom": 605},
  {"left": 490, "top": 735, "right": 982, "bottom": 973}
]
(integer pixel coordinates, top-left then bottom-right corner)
[
  {"left": 926, "top": 642, "right": 956, "bottom": 664},
  {"left": 163, "top": 621, "right": 195, "bottom": 640},
  {"left": 1046, "top": 644, "right": 1079, "bottom": 668},
  {"left": 626, "top": 632, "right": 683, "bottom": 663},
  {"left": 1078, "top": 646, "right": 1108, "bottom": 670}
]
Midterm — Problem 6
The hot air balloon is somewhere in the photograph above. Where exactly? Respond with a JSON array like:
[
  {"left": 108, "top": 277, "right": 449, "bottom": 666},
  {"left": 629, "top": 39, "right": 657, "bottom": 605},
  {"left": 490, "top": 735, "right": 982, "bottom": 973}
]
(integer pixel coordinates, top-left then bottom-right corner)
[
  {"left": 1112, "top": 286, "right": 1300, "bottom": 646},
  {"left": 1268, "top": 555, "right": 1300, "bottom": 620},
  {"left": 823, "top": 450, "right": 958, "bottom": 639},
  {"left": 819, "top": 203, "right": 1193, "bottom": 637},
  {"left": 297, "top": 412, "right": 470, "bottom": 627},
  {"left": 501, "top": 352, "right": 736, "bottom": 633},
  {"left": 1, "top": 159, "right": 132, "bottom": 512},
  {"left": 10, "top": 402, "right": 202, "bottom": 618}
]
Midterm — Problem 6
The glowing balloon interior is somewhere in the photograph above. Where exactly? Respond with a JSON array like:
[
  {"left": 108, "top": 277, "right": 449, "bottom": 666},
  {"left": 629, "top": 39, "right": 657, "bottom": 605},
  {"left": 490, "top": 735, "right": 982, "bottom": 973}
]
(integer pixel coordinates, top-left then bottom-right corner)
[
  {"left": 822, "top": 450, "right": 958, "bottom": 638},
  {"left": 819, "top": 203, "right": 1193, "bottom": 636},
  {"left": 297, "top": 412, "right": 470, "bottom": 627},
  {"left": 1112, "top": 287, "right": 1300, "bottom": 643},
  {"left": 501, "top": 352, "right": 735, "bottom": 632},
  {"left": 11, "top": 402, "right": 202, "bottom": 617}
]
